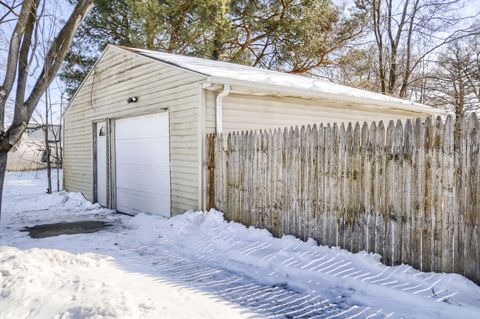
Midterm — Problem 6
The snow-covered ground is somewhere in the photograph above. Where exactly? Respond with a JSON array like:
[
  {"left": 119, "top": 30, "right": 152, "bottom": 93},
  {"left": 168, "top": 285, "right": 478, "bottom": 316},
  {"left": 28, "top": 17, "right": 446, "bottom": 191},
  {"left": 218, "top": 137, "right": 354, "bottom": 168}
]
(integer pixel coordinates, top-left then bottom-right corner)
[{"left": 1, "top": 170, "right": 479, "bottom": 319}]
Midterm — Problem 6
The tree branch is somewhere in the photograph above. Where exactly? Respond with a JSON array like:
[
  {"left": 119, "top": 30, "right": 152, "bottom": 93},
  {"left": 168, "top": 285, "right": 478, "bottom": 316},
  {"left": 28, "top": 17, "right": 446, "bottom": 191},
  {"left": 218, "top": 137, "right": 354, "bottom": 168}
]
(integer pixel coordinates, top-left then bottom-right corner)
[
  {"left": 4, "top": 0, "right": 94, "bottom": 149},
  {"left": 24, "top": 0, "right": 94, "bottom": 119},
  {"left": 0, "top": 0, "right": 34, "bottom": 129}
]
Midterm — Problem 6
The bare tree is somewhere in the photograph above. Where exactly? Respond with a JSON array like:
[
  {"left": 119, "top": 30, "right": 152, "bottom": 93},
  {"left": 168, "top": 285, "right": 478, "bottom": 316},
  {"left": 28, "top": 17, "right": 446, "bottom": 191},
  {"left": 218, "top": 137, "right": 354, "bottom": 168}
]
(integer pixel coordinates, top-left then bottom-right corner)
[
  {"left": 0, "top": 0, "right": 94, "bottom": 217},
  {"left": 0, "top": 1, "right": 22, "bottom": 26},
  {"left": 369, "top": 0, "right": 479, "bottom": 98},
  {"left": 29, "top": 85, "right": 64, "bottom": 193},
  {"left": 54, "top": 90, "right": 64, "bottom": 192},
  {"left": 424, "top": 39, "right": 480, "bottom": 117},
  {"left": 463, "top": 38, "right": 480, "bottom": 105},
  {"left": 44, "top": 86, "right": 52, "bottom": 193}
]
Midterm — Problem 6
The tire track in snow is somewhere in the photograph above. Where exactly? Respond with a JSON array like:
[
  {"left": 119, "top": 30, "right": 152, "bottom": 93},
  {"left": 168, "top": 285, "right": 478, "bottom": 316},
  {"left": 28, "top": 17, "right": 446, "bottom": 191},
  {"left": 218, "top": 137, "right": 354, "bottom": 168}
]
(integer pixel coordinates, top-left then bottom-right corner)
[
  {"left": 119, "top": 246, "right": 383, "bottom": 319},
  {"left": 117, "top": 214, "right": 466, "bottom": 318},
  {"left": 174, "top": 222, "right": 455, "bottom": 303}
]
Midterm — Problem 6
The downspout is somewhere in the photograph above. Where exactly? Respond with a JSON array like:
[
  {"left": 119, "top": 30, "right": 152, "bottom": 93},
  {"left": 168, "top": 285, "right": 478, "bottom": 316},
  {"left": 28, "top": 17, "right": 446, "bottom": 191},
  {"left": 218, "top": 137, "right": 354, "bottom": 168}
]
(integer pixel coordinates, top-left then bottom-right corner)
[{"left": 215, "top": 84, "right": 230, "bottom": 133}]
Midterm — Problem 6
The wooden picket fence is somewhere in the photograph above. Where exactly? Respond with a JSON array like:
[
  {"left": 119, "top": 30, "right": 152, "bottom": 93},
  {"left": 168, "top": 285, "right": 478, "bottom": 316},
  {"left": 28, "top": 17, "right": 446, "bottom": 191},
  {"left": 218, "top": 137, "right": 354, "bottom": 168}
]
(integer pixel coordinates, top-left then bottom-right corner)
[{"left": 206, "top": 114, "right": 480, "bottom": 284}]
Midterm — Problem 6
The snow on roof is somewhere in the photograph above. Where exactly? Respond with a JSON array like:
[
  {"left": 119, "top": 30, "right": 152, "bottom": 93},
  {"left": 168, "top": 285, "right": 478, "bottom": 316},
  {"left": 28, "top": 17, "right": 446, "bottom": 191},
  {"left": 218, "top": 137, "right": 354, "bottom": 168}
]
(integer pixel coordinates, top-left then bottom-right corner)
[{"left": 117, "top": 46, "right": 439, "bottom": 114}]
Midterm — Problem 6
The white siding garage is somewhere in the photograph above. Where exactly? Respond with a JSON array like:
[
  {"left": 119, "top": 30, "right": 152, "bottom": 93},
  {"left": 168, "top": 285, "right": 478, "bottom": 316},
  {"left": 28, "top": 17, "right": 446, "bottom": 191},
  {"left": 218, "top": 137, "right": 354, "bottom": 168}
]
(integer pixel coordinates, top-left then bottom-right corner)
[
  {"left": 115, "top": 112, "right": 170, "bottom": 216},
  {"left": 63, "top": 45, "right": 441, "bottom": 217}
]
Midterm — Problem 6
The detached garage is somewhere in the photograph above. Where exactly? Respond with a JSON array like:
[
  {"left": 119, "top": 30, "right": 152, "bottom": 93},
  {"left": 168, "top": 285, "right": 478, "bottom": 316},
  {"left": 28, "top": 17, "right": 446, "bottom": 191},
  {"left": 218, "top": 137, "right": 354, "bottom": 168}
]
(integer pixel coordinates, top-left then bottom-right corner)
[{"left": 63, "top": 45, "right": 441, "bottom": 216}]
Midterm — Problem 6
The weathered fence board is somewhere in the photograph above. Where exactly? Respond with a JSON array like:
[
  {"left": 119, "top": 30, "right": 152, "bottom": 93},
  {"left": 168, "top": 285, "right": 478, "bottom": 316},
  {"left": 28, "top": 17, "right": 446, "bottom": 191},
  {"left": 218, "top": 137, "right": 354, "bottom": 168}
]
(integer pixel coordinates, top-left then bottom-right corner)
[{"left": 207, "top": 114, "right": 480, "bottom": 284}]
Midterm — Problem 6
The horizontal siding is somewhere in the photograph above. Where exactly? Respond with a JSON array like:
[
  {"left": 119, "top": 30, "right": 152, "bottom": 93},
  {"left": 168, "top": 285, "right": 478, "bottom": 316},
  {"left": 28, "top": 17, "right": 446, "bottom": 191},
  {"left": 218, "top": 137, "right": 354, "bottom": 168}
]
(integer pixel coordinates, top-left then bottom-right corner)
[
  {"left": 205, "top": 90, "right": 217, "bottom": 134},
  {"left": 66, "top": 81, "right": 199, "bottom": 119},
  {"left": 219, "top": 93, "right": 431, "bottom": 133},
  {"left": 63, "top": 45, "right": 206, "bottom": 214},
  {"left": 71, "top": 71, "right": 196, "bottom": 107}
]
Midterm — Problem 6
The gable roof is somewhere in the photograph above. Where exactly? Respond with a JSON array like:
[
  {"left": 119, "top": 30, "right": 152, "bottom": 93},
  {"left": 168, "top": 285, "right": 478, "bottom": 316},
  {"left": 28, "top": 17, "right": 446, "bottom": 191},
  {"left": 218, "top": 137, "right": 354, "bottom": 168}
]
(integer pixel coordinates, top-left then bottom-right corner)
[{"left": 117, "top": 45, "right": 440, "bottom": 115}]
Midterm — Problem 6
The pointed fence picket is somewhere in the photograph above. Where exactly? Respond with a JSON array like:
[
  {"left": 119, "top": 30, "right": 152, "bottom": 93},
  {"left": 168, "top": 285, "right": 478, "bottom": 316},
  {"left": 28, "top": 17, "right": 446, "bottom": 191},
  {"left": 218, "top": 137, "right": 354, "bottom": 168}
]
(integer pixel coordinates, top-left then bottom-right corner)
[{"left": 206, "top": 114, "right": 480, "bottom": 284}]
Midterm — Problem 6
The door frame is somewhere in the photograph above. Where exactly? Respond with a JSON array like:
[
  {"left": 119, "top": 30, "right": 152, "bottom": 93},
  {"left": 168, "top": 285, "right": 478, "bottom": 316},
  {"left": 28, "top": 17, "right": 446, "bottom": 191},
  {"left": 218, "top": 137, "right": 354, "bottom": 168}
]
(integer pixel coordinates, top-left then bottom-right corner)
[
  {"left": 108, "top": 118, "right": 116, "bottom": 210},
  {"left": 92, "top": 120, "right": 107, "bottom": 205}
]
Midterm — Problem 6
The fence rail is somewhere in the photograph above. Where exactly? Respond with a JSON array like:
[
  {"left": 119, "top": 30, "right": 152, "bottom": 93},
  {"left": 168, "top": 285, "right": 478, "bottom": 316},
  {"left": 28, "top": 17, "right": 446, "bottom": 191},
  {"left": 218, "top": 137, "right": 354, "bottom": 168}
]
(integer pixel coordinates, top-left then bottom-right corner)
[{"left": 207, "top": 114, "right": 480, "bottom": 284}]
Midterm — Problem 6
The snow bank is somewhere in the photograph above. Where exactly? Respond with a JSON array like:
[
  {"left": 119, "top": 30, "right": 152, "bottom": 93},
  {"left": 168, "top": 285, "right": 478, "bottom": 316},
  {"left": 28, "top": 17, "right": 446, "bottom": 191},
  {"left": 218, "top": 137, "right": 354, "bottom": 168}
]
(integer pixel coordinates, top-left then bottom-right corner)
[
  {"left": 2, "top": 170, "right": 104, "bottom": 227},
  {"left": 126, "top": 210, "right": 480, "bottom": 319},
  {"left": 0, "top": 246, "right": 251, "bottom": 319}
]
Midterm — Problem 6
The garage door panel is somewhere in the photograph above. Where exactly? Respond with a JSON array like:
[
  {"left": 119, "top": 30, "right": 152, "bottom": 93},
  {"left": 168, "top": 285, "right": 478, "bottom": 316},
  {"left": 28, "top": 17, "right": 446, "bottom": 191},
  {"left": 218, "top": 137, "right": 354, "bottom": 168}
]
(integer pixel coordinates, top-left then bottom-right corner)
[
  {"left": 117, "top": 188, "right": 170, "bottom": 215},
  {"left": 116, "top": 116, "right": 167, "bottom": 138},
  {"left": 116, "top": 141, "right": 169, "bottom": 165},
  {"left": 116, "top": 167, "right": 169, "bottom": 193},
  {"left": 115, "top": 112, "right": 170, "bottom": 216}
]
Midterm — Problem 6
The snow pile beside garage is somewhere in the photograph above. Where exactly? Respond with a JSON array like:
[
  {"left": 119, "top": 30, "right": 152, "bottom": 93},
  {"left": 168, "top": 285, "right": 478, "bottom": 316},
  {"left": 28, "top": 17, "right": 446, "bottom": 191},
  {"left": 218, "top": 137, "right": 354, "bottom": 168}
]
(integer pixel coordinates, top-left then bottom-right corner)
[
  {"left": 127, "top": 211, "right": 480, "bottom": 318},
  {"left": 3, "top": 172, "right": 96, "bottom": 212},
  {"left": 0, "top": 246, "right": 250, "bottom": 319}
]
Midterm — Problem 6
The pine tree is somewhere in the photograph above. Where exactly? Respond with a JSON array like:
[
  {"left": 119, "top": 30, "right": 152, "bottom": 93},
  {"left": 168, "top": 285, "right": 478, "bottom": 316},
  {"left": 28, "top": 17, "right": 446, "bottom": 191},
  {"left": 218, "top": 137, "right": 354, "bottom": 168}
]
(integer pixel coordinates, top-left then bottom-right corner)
[
  {"left": 60, "top": 0, "right": 367, "bottom": 98},
  {"left": 60, "top": 0, "right": 141, "bottom": 97}
]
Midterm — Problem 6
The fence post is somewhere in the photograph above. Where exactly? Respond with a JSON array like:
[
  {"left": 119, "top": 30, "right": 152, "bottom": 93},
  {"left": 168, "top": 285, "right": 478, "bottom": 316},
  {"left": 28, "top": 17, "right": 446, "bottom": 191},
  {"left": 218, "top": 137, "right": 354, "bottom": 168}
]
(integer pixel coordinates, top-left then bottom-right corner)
[
  {"left": 402, "top": 119, "right": 413, "bottom": 265},
  {"left": 442, "top": 115, "right": 455, "bottom": 274},
  {"left": 206, "top": 134, "right": 216, "bottom": 210}
]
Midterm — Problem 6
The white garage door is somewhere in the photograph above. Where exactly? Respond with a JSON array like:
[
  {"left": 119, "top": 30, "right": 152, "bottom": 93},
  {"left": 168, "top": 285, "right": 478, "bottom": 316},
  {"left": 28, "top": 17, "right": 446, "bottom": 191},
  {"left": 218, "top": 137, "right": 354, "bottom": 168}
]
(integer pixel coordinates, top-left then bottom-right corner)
[{"left": 115, "top": 112, "right": 170, "bottom": 217}]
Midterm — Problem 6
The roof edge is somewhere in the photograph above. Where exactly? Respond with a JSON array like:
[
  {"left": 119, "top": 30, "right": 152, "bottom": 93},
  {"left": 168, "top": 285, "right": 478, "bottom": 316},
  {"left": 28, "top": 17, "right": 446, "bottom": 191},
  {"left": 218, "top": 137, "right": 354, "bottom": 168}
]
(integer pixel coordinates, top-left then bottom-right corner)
[
  {"left": 114, "top": 45, "right": 211, "bottom": 78},
  {"left": 206, "top": 76, "right": 443, "bottom": 116},
  {"left": 65, "top": 44, "right": 443, "bottom": 117}
]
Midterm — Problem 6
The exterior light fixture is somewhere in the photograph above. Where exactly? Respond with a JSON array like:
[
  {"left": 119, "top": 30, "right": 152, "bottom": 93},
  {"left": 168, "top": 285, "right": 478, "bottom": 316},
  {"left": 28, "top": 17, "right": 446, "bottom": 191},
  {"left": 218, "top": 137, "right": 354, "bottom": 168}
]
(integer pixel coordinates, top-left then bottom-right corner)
[{"left": 127, "top": 96, "right": 138, "bottom": 103}]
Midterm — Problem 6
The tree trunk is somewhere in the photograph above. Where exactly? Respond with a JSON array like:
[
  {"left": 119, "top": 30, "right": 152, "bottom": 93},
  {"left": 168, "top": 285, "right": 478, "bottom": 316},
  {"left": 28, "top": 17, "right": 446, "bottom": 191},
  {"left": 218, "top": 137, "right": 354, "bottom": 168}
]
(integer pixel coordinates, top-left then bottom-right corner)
[
  {"left": 56, "top": 94, "right": 64, "bottom": 192},
  {"left": 0, "top": 151, "right": 7, "bottom": 220},
  {"left": 0, "top": 0, "right": 94, "bottom": 216},
  {"left": 55, "top": 141, "right": 60, "bottom": 192},
  {"left": 44, "top": 124, "right": 52, "bottom": 194}
]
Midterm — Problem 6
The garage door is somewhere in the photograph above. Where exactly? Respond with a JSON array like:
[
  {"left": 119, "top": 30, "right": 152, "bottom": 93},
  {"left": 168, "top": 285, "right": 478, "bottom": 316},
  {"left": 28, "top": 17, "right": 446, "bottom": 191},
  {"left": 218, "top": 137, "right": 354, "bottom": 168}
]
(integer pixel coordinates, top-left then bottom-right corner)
[{"left": 115, "top": 112, "right": 170, "bottom": 216}]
